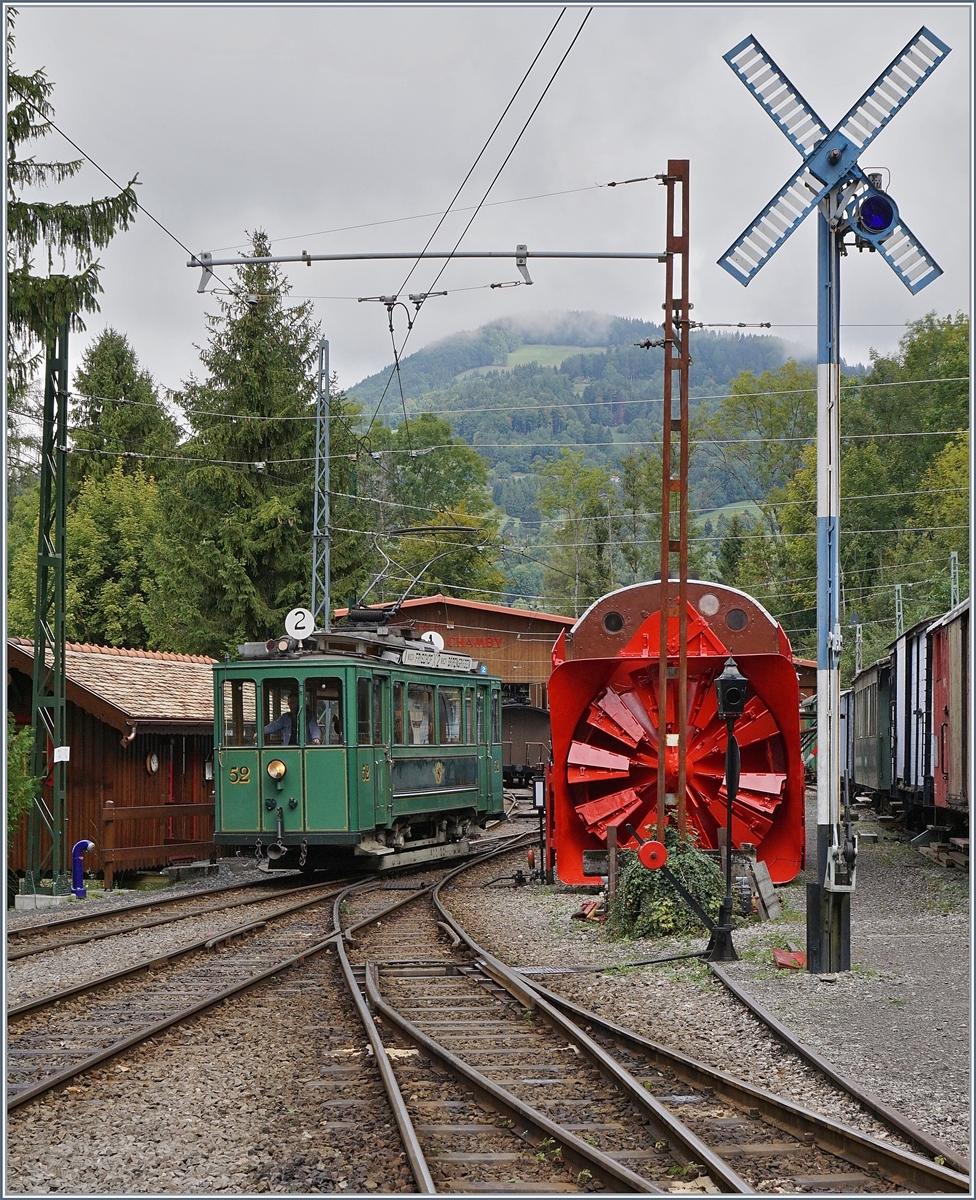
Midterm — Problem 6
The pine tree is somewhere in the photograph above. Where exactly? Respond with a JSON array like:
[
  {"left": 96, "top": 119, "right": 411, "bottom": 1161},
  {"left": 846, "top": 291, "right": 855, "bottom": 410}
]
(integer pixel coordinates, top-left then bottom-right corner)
[
  {"left": 6, "top": 9, "right": 139, "bottom": 396},
  {"left": 70, "top": 328, "right": 179, "bottom": 495},
  {"left": 152, "top": 231, "right": 367, "bottom": 656}
]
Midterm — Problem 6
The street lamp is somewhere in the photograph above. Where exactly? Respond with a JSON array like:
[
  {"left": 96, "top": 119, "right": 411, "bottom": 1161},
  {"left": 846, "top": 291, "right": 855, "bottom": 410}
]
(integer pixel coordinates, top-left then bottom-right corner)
[{"left": 709, "top": 656, "right": 748, "bottom": 962}]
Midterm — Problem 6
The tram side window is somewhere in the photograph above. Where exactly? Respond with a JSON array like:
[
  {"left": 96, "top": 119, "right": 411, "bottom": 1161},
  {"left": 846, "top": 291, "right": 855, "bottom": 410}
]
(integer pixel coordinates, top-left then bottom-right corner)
[
  {"left": 439, "top": 687, "right": 462, "bottom": 744},
  {"left": 491, "top": 691, "right": 501, "bottom": 743},
  {"left": 373, "top": 677, "right": 388, "bottom": 744},
  {"left": 306, "top": 678, "right": 343, "bottom": 746},
  {"left": 263, "top": 678, "right": 302, "bottom": 746},
  {"left": 464, "top": 689, "right": 474, "bottom": 745},
  {"left": 393, "top": 681, "right": 406, "bottom": 745},
  {"left": 407, "top": 684, "right": 434, "bottom": 745},
  {"left": 357, "top": 677, "right": 372, "bottom": 745},
  {"left": 223, "top": 680, "right": 257, "bottom": 746},
  {"left": 476, "top": 691, "right": 486, "bottom": 744}
]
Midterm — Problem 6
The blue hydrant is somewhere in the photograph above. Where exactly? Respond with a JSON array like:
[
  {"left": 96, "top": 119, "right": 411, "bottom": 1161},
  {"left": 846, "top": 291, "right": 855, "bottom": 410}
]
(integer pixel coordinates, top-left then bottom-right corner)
[{"left": 72, "top": 840, "right": 96, "bottom": 898}]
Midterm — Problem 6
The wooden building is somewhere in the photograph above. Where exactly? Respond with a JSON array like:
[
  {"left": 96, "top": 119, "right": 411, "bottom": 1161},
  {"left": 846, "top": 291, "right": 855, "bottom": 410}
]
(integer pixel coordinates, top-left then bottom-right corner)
[{"left": 7, "top": 639, "right": 217, "bottom": 887}]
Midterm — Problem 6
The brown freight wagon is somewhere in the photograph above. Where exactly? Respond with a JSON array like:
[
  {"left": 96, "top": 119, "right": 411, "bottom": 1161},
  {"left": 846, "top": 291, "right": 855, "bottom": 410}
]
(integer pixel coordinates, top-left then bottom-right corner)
[{"left": 7, "top": 639, "right": 216, "bottom": 888}]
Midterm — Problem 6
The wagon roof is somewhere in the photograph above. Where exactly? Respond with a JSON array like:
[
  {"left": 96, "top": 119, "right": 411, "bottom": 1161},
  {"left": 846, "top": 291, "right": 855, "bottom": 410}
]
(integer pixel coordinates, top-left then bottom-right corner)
[{"left": 7, "top": 638, "right": 215, "bottom": 732}]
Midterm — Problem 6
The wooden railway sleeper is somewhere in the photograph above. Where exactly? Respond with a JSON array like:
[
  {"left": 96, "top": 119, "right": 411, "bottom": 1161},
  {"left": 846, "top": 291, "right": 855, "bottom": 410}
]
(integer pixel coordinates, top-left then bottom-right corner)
[
  {"left": 433, "top": 902, "right": 749, "bottom": 1191},
  {"left": 364, "top": 961, "right": 663, "bottom": 1194}
]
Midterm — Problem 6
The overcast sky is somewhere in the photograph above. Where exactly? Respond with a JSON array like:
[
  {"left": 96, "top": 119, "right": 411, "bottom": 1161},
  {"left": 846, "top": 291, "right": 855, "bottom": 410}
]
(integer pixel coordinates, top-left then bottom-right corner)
[{"left": 12, "top": 3, "right": 972, "bottom": 400}]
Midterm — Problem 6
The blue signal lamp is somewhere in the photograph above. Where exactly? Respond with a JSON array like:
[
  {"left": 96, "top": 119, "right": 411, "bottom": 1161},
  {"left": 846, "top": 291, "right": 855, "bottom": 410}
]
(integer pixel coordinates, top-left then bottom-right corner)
[{"left": 850, "top": 187, "right": 899, "bottom": 243}]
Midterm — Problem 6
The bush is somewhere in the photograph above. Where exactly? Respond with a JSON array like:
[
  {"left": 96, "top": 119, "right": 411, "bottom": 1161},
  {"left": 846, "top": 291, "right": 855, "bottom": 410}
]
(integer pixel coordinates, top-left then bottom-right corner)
[
  {"left": 7, "top": 713, "right": 38, "bottom": 838},
  {"left": 609, "top": 827, "right": 724, "bottom": 939}
]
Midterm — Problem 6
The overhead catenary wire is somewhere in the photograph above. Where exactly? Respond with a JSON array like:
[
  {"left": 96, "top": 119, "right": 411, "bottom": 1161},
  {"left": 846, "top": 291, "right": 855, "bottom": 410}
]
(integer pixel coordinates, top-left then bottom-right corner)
[
  {"left": 359, "top": 7, "right": 572, "bottom": 443},
  {"left": 362, "top": 8, "right": 593, "bottom": 444},
  {"left": 8, "top": 87, "right": 241, "bottom": 300}
]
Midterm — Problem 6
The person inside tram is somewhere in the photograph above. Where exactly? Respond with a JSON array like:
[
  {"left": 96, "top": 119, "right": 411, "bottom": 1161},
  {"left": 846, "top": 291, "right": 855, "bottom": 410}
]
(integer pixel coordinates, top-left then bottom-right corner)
[{"left": 264, "top": 693, "right": 321, "bottom": 745}]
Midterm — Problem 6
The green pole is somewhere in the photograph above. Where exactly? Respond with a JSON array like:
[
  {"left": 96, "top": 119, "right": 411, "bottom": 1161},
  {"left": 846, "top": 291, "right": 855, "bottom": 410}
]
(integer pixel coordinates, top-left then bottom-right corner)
[{"left": 26, "top": 320, "right": 70, "bottom": 895}]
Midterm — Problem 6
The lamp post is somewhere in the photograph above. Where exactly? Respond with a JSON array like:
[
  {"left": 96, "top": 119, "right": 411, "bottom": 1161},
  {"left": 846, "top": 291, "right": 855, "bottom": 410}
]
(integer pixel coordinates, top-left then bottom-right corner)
[{"left": 709, "top": 656, "right": 748, "bottom": 962}]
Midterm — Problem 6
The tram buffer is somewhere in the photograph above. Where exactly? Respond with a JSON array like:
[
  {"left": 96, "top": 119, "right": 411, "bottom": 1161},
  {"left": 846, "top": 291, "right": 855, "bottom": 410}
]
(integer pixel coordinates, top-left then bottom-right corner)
[{"left": 718, "top": 27, "right": 950, "bottom": 971}]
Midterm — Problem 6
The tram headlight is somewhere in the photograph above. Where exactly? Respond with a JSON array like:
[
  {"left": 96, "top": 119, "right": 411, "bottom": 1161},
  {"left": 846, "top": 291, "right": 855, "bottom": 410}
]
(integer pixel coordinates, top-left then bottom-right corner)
[{"left": 267, "top": 759, "right": 287, "bottom": 781}]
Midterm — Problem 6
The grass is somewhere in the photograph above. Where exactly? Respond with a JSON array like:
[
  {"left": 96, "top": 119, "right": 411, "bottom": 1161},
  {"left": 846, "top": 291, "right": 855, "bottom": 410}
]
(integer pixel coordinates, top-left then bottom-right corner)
[
  {"left": 697, "top": 499, "right": 764, "bottom": 525},
  {"left": 453, "top": 344, "right": 606, "bottom": 379}
]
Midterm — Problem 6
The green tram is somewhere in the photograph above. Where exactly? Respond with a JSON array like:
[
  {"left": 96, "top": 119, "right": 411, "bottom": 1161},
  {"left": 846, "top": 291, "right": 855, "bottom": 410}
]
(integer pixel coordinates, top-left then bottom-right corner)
[{"left": 213, "top": 625, "right": 505, "bottom": 870}]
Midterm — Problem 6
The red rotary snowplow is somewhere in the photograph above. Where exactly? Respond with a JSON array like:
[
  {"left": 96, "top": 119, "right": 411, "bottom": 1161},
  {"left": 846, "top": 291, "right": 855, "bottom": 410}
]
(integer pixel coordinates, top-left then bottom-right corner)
[{"left": 548, "top": 581, "right": 805, "bottom": 886}]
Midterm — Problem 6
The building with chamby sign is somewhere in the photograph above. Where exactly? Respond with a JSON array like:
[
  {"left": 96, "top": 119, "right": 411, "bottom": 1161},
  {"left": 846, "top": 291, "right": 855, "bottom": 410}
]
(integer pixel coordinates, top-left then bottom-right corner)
[{"left": 7, "top": 639, "right": 216, "bottom": 888}]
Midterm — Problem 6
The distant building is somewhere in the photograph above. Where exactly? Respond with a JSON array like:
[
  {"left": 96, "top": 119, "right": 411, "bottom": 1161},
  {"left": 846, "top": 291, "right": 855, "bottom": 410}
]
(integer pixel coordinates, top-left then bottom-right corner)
[{"left": 7, "top": 639, "right": 217, "bottom": 887}]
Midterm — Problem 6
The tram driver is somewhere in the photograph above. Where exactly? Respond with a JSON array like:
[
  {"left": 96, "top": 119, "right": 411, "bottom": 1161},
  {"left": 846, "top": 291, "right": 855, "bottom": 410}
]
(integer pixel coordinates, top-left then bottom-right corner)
[{"left": 264, "top": 692, "right": 321, "bottom": 745}]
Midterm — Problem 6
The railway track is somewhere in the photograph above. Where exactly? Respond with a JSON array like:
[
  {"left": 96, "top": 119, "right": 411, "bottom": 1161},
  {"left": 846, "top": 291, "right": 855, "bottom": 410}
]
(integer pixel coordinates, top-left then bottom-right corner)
[
  {"left": 6, "top": 874, "right": 334, "bottom": 961},
  {"left": 9, "top": 829, "right": 965, "bottom": 1194},
  {"left": 6, "top": 868, "right": 289, "bottom": 945},
  {"left": 331, "top": 853, "right": 969, "bottom": 1194},
  {"left": 5, "top": 833, "right": 529, "bottom": 1113}
]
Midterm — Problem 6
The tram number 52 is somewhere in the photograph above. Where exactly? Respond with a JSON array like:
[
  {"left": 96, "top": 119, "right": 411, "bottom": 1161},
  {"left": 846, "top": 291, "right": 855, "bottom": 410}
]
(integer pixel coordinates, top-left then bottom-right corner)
[
  {"left": 228, "top": 766, "right": 251, "bottom": 784},
  {"left": 361, "top": 764, "right": 371, "bottom": 782}
]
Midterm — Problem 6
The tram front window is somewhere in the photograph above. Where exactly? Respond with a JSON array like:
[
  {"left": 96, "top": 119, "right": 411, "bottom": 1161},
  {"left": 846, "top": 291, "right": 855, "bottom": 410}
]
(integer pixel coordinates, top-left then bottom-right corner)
[
  {"left": 263, "top": 678, "right": 305, "bottom": 746},
  {"left": 306, "top": 678, "right": 343, "bottom": 746}
]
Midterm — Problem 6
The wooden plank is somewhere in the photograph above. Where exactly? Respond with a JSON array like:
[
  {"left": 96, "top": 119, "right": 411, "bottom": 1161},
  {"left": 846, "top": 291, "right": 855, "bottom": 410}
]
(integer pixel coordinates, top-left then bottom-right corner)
[
  {"left": 102, "top": 841, "right": 215, "bottom": 865},
  {"left": 102, "top": 803, "right": 214, "bottom": 821},
  {"left": 792, "top": 1174, "right": 869, "bottom": 1190},
  {"left": 749, "top": 860, "right": 782, "bottom": 919},
  {"left": 713, "top": 1143, "right": 801, "bottom": 1156}
]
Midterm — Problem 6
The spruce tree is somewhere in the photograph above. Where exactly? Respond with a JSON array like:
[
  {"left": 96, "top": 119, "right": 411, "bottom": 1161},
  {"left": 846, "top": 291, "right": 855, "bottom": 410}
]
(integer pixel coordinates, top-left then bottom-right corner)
[
  {"left": 5, "top": 9, "right": 139, "bottom": 396},
  {"left": 70, "top": 328, "right": 179, "bottom": 495},
  {"left": 153, "top": 232, "right": 368, "bottom": 656}
]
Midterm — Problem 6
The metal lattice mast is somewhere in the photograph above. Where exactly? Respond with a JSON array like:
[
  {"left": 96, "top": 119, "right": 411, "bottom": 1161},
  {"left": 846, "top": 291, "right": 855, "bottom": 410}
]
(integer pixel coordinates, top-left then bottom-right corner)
[
  {"left": 895, "top": 584, "right": 905, "bottom": 638},
  {"left": 950, "top": 551, "right": 960, "bottom": 608},
  {"left": 717, "top": 26, "right": 949, "bottom": 975},
  {"left": 311, "top": 338, "right": 331, "bottom": 631},
  {"left": 26, "top": 322, "right": 71, "bottom": 894},
  {"left": 656, "top": 161, "right": 692, "bottom": 843}
]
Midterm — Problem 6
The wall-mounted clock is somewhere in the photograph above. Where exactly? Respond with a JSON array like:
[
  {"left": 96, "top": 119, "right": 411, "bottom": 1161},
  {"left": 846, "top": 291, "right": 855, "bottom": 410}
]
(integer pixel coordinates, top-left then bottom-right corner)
[{"left": 146, "top": 752, "right": 160, "bottom": 775}]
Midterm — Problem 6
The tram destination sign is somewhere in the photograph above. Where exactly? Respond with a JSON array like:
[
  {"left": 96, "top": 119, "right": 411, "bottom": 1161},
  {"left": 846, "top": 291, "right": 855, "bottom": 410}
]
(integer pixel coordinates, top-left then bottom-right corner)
[{"left": 402, "top": 646, "right": 475, "bottom": 672}]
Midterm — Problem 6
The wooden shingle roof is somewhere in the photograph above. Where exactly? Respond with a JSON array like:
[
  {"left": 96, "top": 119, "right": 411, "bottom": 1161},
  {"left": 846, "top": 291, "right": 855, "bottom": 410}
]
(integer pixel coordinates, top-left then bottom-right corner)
[{"left": 7, "top": 639, "right": 215, "bottom": 733}]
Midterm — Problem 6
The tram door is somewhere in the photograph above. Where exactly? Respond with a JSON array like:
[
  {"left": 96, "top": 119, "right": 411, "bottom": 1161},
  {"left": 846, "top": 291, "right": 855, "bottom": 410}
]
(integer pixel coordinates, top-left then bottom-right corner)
[
  {"left": 372, "top": 675, "right": 391, "bottom": 827},
  {"left": 476, "top": 685, "right": 491, "bottom": 804},
  {"left": 490, "top": 687, "right": 504, "bottom": 809},
  {"left": 355, "top": 676, "right": 375, "bottom": 832},
  {"left": 219, "top": 679, "right": 259, "bottom": 831},
  {"left": 304, "top": 676, "right": 348, "bottom": 831}
]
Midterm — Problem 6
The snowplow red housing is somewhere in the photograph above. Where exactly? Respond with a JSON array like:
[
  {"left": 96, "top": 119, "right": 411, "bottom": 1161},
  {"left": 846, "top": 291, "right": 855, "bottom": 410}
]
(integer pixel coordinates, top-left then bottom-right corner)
[{"left": 548, "top": 581, "right": 805, "bottom": 886}]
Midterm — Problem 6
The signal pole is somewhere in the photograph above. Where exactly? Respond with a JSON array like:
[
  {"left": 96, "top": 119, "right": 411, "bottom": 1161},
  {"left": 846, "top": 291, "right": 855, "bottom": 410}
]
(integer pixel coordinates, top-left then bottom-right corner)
[
  {"left": 26, "top": 321, "right": 71, "bottom": 897},
  {"left": 717, "top": 27, "right": 950, "bottom": 974},
  {"left": 808, "top": 203, "right": 852, "bottom": 972}
]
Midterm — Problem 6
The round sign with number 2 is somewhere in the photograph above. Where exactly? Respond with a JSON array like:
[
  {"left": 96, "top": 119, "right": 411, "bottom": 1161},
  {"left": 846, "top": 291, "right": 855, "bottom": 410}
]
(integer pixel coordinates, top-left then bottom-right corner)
[{"left": 284, "top": 607, "right": 314, "bottom": 639}]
